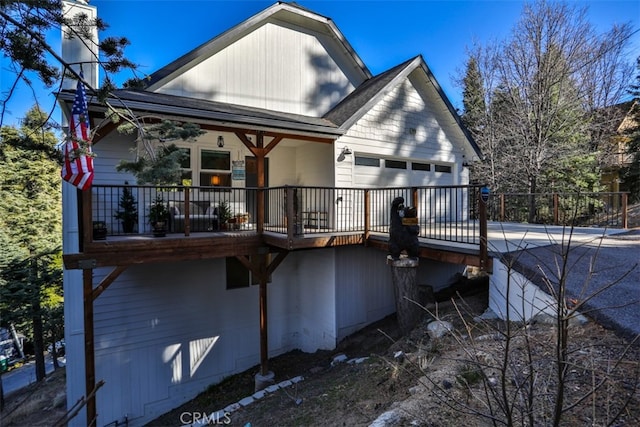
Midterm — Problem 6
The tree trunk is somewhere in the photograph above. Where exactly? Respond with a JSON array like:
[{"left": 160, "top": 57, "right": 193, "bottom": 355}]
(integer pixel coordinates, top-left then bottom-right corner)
[
  {"left": 32, "top": 307, "right": 46, "bottom": 381},
  {"left": 31, "top": 259, "right": 46, "bottom": 382},
  {"left": 51, "top": 334, "right": 60, "bottom": 370},
  {"left": 528, "top": 177, "right": 538, "bottom": 223},
  {"left": 387, "top": 256, "right": 421, "bottom": 334}
]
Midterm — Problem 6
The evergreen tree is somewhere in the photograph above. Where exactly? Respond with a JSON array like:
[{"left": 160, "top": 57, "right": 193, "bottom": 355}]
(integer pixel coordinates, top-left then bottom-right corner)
[
  {"left": 461, "top": 56, "right": 486, "bottom": 138},
  {"left": 0, "top": 106, "right": 63, "bottom": 382},
  {"left": 622, "top": 57, "right": 640, "bottom": 202}
]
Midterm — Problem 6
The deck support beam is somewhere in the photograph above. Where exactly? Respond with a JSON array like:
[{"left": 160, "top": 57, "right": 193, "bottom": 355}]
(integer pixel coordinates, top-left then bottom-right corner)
[
  {"left": 236, "top": 250, "right": 288, "bottom": 379},
  {"left": 83, "top": 269, "right": 97, "bottom": 426}
]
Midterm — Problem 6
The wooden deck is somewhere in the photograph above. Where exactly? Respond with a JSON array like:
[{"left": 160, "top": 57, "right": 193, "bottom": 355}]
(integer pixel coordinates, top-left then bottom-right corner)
[
  {"left": 64, "top": 184, "right": 490, "bottom": 271},
  {"left": 65, "top": 226, "right": 490, "bottom": 271}
]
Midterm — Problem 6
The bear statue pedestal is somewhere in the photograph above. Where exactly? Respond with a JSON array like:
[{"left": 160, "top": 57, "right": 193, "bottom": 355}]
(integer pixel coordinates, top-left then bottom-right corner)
[{"left": 387, "top": 255, "right": 421, "bottom": 334}]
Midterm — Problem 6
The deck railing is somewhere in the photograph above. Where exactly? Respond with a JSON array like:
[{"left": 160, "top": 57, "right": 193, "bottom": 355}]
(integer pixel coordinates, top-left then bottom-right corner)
[
  {"left": 87, "top": 184, "right": 487, "bottom": 246},
  {"left": 486, "top": 192, "right": 629, "bottom": 228},
  {"left": 91, "top": 184, "right": 257, "bottom": 237}
]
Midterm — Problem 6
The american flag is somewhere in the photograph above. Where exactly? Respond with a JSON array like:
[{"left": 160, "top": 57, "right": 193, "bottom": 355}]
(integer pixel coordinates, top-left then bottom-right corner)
[{"left": 62, "top": 72, "right": 94, "bottom": 190}]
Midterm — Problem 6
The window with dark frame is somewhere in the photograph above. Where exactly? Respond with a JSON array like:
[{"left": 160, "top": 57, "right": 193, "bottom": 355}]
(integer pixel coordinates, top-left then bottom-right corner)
[
  {"left": 434, "top": 164, "right": 452, "bottom": 173},
  {"left": 226, "top": 257, "right": 250, "bottom": 289},
  {"left": 385, "top": 159, "right": 407, "bottom": 169},
  {"left": 201, "top": 149, "right": 231, "bottom": 189},
  {"left": 354, "top": 156, "right": 381, "bottom": 167},
  {"left": 225, "top": 255, "right": 272, "bottom": 289},
  {"left": 411, "top": 162, "right": 431, "bottom": 171}
]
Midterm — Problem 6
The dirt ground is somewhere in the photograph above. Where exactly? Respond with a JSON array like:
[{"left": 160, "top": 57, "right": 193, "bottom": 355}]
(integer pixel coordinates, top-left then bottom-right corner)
[
  {"left": 149, "top": 277, "right": 640, "bottom": 427},
  {"left": 2, "top": 279, "right": 638, "bottom": 427},
  {"left": 1, "top": 366, "right": 67, "bottom": 427}
]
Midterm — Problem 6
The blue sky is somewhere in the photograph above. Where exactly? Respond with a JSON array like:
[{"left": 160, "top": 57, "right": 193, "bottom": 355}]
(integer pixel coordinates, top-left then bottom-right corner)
[{"left": 1, "top": 0, "right": 638, "bottom": 126}]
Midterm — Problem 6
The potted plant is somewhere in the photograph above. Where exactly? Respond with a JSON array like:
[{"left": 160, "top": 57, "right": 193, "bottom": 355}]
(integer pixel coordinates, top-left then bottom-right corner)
[
  {"left": 114, "top": 184, "right": 138, "bottom": 233},
  {"left": 233, "top": 212, "right": 250, "bottom": 229},
  {"left": 217, "top": 201, "right": 233, "bottom": 230},
  {"left": 149, "top": 195, "right": 169, "bottom": 237},
  {"left": 92, "top": 221, "right": 107, "bottom": 240}
]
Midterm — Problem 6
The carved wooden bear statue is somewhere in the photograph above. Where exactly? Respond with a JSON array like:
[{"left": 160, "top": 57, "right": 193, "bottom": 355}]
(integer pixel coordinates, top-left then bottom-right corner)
[{"left": 389, "top": 196, "right": 419, "bottom": 259}]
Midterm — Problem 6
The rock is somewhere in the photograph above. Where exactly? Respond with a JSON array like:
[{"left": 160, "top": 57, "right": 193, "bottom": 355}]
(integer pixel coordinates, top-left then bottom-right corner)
[
  {"left": 238, "top": 396, "right": 254, "bottom": 407},
  {"left": 252, "top": 390, "right": 266, "bottom": 400},
  {"left": 331, "top": 353, "right": 348, "bottom": 365},
  {"left": 369, "top": 409, "right": 401, "bottom": 427},
  {"left": 427, "top": 320, "right": 453, "bottom": 339},
  {"left": 265, "top": 384, "right": 280, "bottom": 393},
  {"left": 223, "top": 402, "right": 241, "bottom": 413},
  {"left": 474, "top": 307, "right": 499, "bottom": 322},
  {"left": 277, "top": 379, "right": 292, "bottom": 388}
]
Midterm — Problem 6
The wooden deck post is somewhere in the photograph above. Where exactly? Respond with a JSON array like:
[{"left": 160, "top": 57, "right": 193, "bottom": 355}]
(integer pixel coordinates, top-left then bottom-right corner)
[
  {"left": 81, "top": 189, "right": 92, "bottom": 249},
  {"left": 258, "top": 256, "right": 268, "bottom": 376},
  {"left": 256, "top": 133, "right": 265, "bottom": 234},
  {"left": 184, "top": 189, "right": 190, "bottom": 236},
  {"left": 364, "top": 189, "right": 370, "bottom": 242},
  {"left": 622, "top": 192, "right": 628, "bottom": 229},
  {"left": 479, "top": 188, "right": 488, "bottom": 272},
  {"left": 83, "top": 268, "right": 97, "bottom": 426},
  {"left": 286, "top": 186, "right": 294, "bottom": 245}
]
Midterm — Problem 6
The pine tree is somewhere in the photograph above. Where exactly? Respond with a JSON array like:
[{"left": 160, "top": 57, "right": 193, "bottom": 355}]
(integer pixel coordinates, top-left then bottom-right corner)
[
  {"left": 114, "top": 183, "right": 138, "bottom": 233},
  {"left": 0, "top": 106, "right": 63, "bottom": 382},
  {"left": 461, "top": 57, "right": 486, "bottom": 138}
]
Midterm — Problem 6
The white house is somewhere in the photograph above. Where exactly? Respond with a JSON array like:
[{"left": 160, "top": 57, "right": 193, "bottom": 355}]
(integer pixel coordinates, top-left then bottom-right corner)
[{"left": 60, "top": 2, "right": 483, "bottom": 426}]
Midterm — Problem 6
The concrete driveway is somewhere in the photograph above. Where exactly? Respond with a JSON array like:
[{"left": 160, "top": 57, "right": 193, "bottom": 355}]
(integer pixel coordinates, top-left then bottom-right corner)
[{"left": 489, "top": 224, "right": 639, "bottom": 342}]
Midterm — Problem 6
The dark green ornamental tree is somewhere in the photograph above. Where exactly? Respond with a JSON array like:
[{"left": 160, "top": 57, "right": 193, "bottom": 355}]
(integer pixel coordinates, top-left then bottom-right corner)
[{"left": 0, "top": 107, "right": 63, "bottom": 383}]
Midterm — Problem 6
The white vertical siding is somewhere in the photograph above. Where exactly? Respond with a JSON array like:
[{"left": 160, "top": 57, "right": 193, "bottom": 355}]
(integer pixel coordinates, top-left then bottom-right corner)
[
  {"left": 293, "top": 250, "right": 338, "bottom": 352},
  {"left": 156, "top": 23, "right": 357, "bottom": 116},
  {"left": 66, "top": 259, "right": 307, "bottom": 426},
  {"left": 335, "top": 247, "right": 396, "bottom": 340},
  {"left": 335, "top": 75, "right": 466, "bottom": 190}
]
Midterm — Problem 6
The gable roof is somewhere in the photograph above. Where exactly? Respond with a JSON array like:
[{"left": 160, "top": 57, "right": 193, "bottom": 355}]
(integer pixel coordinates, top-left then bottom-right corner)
[
  {"left": 144, "top": 1, "right": 371, "bottom": 90},
  {"left": 323, "top": 58, "right": 416, "bottom": 127},
  {"left": 324, "top": 56, "right": 482, "bottom": 159}
]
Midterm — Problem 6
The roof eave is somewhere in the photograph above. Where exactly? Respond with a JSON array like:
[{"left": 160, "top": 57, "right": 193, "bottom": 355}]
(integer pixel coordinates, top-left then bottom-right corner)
[{"left": 57, "top": 91, "right": 345, "bottom": 138}]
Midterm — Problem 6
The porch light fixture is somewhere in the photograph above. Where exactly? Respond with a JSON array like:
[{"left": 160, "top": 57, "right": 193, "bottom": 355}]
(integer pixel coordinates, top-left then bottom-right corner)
[
  {"left": 217, "top": 135, "right": 225, "bottom": 147},
  {"left": 341, "top": 146, "right": 352, "bottom": 155},
  {"left": 211, "top": 175, "right": 220, "bottom": 186}
]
